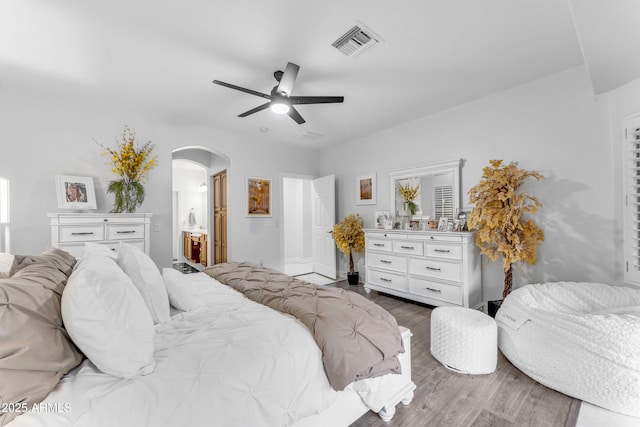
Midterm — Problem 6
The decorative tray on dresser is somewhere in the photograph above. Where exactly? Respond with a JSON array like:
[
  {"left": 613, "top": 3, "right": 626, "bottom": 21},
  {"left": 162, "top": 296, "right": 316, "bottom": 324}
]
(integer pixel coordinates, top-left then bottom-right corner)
[
  {"left": 47, "top": 212, "right": 153, "bottom": 258},
  {"left": 364, "top": 229, "right": 482, "bottom": 309}
]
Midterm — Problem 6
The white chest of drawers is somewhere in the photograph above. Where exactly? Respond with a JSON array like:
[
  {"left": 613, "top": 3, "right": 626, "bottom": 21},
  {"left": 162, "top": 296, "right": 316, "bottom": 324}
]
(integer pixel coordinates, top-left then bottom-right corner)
[
  {"left": 47, "top": 213, "right": 153, "bottom": 259},
  {"left": 365, "top": 229, "right": 482, "bottom": 308}
]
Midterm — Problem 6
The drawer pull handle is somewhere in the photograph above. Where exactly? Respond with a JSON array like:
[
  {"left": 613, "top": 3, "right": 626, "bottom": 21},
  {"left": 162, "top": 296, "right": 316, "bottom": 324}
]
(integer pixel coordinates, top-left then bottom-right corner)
[
  {"left": 71, "top": 232, "right": 94, "bottom": 236},
  {"left": 400, "top": 246, "right": 415, "bottom": 250},
  {"left": 116, "top": 230, "right": 136, "bottom": 234},
  {"left": 380, "top": 260, "right": 392, "bottom": 264},
  {"left": 425, "top": 266, "right": 441, "bottom": 271},
  {"left": 373, "top": 243, "right": 385, "bottom": 247},
  {"left": 425, "top": 287, "right": 442, "bottom": 293},
  {"left": 380, "top": 277, "right": 392, "bottom": 283},
  {"left": 434, "top": 249, "right": 451, "bottom": 253}
]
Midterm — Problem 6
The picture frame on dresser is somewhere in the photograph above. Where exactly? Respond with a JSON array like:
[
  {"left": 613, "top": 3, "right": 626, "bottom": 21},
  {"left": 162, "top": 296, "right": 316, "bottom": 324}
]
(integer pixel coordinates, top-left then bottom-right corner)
[
  {"left": 374, "top": 210, "right": 390, "bottom": 228},
  {"left": 55, "top": 175, "right": 97, "bottom": 210}
]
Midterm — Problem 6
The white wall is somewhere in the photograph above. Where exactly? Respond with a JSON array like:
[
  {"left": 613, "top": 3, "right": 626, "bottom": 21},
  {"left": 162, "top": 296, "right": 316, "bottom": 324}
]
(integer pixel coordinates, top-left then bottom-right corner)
[
  {"left": 4, "top": 64, "right": 639, "bottom": 298},
  {"left": 0, "top": 99, "right": 319, "bottom": 271},
  {"left": 318, "top": 66, "right": 619, "bottom": 301}
]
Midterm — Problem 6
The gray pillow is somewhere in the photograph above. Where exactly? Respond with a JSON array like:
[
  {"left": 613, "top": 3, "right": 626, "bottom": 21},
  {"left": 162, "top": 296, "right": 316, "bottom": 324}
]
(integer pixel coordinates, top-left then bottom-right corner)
[
  {"left": 9, "top": 247, "right": 76, "bottom": 277},
  {"left": 0, "top": 259, "right": 83, "bottom": 425}
]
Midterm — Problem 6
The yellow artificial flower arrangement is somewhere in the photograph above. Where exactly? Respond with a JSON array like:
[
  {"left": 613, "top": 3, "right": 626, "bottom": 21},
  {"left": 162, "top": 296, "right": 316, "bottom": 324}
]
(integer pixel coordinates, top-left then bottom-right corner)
[
  {"left": 96, "top": 125, "right": 157, "bottom": 213},
  {"left": 332, "top": 214, "right": 365, "bottom": 274},
  {"left": 467, "top": 160, "right": 544, "bottom": 298},
  {"left": 398, "top": 180, "right": 419, "bottom": 215}
]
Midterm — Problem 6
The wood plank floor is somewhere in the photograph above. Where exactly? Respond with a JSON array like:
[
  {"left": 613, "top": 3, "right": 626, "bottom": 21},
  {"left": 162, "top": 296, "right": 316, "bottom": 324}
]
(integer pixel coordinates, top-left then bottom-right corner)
[{"left": 331, "top": 281, "right": 581, "bottom": 427}]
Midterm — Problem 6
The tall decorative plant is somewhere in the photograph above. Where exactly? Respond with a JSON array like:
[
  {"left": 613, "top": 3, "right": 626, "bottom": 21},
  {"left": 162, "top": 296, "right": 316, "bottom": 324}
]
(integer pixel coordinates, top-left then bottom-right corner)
[
  {"left": 97, "top": 125, "right": 157, "bottom": 213},
  {"left": 332, "top": 214, "right": 365, "bottom": 282},
  {"left": 467, "top": 160, "right": 544, "bottom": 298}
]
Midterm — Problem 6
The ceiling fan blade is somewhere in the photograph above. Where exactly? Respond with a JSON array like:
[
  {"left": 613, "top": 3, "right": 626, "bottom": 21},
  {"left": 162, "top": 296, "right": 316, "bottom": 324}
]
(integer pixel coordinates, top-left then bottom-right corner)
[
  {"left": 213, "top": 80, "right": 271, "bottom": 100},
  {"left": 287, "top": 106, "right": 306, "bottom": 124},
  {"left": 276, "top": 62, "right": 300, "bottom": 96},
  {"left": 238, "top": 102, "right": 271, "bottom": 117},
  {"left": 290, "top": 96, "right": 344, "bottom": 105}
]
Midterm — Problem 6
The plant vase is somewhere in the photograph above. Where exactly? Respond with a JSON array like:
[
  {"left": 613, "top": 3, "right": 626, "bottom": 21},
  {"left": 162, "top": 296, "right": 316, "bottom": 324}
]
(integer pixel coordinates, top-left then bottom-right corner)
[
  {"left": 108, "top": 178, "right": 145, "bottom": 213},
  {"left": 347, "top": 271, "right": 359, "bottom": 285},
  {"left": 487, "top": 299, "right": 503, "bottom": 318}
]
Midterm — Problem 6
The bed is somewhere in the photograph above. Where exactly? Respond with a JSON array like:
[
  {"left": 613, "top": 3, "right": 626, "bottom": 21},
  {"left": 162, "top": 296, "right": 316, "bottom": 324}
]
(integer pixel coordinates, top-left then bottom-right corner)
[
  {"left": 0, "top": 246, "right": 415, "bottom": 427},
  {"left": 496, "top": 281, "right": 640, "bottom": 417}
]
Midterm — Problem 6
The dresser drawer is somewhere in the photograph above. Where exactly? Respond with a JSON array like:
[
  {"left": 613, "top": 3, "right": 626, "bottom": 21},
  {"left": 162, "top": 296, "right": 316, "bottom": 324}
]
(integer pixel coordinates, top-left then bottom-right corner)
[
  {"left": 424, "top": 242, "right": 462, "bottom": 260},
  {"left": 393, "top": 240, "right": 424, "bottom": 256},
  {"left": 408, "top": 257, "right": 462, "bottom": 282},
  {"left": 108, "top": 240, "right": 145, "bottom": 253},
  {"left": 367, "top": 238, "right": 393, "bottom": 252},
  {"left": 409, "top": 276, "right": 462, "bottom": 305},
  {"left": 367, "top": 252, "right": 407, "bottom": 273},
  {"left": 367, "top": 268, "right": 407, "bottom": 292},
  {"left": 59, "top": 225, "right": 104, "bottom": 243},
  {"left": 106, "top": 224, "right": 145, "bottom": 241}
]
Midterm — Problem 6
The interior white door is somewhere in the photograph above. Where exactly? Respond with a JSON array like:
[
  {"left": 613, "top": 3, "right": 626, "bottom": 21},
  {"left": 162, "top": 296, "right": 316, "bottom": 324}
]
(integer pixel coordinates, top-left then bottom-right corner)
[{"left": 312, "top": 175, "right": 336, "bottom": 279}]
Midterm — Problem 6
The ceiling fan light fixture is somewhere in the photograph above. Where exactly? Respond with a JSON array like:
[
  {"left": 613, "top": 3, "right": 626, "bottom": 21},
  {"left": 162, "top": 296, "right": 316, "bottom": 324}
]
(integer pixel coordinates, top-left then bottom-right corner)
[{"left": 271, "top": 102, "right": 290, "bottom": 115}]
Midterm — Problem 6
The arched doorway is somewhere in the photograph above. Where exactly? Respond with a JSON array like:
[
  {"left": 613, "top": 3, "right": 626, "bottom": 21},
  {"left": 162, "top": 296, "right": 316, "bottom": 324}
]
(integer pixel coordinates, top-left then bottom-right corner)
[{"left": 171, "top": 147, "right": 229, "bottom": 271}]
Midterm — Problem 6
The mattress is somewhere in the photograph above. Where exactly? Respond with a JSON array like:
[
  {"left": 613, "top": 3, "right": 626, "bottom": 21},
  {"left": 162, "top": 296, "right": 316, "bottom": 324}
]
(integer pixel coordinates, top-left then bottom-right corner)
[
  {"left": 7, "top": 273, "right": 344, "bottom": 427},
  {"left": 496, "top": 282, "right": 640, "bottom": 417}
]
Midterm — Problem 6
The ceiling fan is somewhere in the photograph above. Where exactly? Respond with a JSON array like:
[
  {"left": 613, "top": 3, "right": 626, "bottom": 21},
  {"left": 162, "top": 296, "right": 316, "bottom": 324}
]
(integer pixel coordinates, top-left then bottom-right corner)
[{"left": 212, "top": 62, "right": 344, "bottom": 125}]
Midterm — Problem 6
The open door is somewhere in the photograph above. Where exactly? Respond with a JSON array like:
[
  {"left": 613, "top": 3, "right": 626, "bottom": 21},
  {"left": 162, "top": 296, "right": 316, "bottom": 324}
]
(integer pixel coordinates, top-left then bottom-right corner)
[{"left": 311, "top": 174, "right": 336, "bottom": 279}]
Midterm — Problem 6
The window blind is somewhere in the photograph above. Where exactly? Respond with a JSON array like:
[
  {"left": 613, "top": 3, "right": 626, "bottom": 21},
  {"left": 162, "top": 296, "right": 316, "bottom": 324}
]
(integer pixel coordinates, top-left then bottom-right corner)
[
  {"left": 434, "top": 185, "right": 453, "bottom": 221},
  {"left": 626, "top": 122, "right": 640, "bottom": 285}
]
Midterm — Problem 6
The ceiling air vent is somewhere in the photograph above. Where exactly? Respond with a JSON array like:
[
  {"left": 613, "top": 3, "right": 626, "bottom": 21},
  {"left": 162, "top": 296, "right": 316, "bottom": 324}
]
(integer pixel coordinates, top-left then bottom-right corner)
[
  {"left": 332, "top": 24, "right": 381, "bottom": 57},
  {"left": 299, "top": 132, "right": 324, "bottom": 141}
]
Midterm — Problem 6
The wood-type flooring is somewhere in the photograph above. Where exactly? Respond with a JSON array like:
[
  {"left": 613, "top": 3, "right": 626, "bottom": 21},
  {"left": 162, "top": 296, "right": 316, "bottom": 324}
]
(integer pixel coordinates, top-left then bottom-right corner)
[{"left": 329, "top": 281, "right": 581, "bottom": 427}]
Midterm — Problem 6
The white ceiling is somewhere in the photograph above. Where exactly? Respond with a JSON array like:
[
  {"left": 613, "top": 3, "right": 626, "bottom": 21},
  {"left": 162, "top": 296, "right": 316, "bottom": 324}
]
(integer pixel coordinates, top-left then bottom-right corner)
[{"left": 1, "top": 1, "right": 639, "bottom": 148}]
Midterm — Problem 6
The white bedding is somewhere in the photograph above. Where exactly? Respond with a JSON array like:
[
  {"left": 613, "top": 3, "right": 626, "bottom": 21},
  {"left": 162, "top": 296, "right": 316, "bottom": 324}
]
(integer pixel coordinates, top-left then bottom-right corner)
[
  {"left": 497, "top": 282, "right": 640, "bottom": 417},
  {"left": 8, "top": 273, "right": 342, "bottom": 427}
]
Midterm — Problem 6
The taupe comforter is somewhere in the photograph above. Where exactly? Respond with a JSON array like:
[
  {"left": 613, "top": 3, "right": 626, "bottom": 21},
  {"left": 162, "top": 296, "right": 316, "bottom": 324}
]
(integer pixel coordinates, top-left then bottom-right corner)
[{"left": 204, "top": 262, "right": 404, "bottom": 390}]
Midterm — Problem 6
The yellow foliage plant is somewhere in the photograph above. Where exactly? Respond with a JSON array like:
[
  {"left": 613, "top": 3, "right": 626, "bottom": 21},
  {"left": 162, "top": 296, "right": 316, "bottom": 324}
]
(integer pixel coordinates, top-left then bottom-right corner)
[
  {"left": 467, "top": 160, "right": 544, "bottom": 298},
  {"left": 96, "top": 125, "right": 158, "bottom": 213},
  {"left": 332, "top": 214, "right": 365, "bottom": 273}
]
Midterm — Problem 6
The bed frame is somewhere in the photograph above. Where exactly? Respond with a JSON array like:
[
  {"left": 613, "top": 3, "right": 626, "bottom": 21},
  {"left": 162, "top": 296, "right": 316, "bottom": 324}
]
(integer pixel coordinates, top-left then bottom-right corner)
[{"left": 293, "top": 326, "right": 416, "bottom": 426}]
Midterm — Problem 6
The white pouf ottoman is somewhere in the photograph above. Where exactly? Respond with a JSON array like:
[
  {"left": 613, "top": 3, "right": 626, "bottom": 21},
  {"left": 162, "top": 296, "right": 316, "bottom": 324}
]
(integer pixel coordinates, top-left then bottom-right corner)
[{"left": 430, "top": 306, "right": 497, "bottom": 374}]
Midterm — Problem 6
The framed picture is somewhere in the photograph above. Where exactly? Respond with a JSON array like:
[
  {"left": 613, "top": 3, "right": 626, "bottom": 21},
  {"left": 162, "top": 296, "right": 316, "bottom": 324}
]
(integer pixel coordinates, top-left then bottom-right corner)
[
  {"left": 55, "top": 175, "right": 97, "bottom": 210},
  {"left": 456, "top": 208, "right": 471, "bottom": 231},
  {"left": 247, "top": 177, "right": 272, "bottom": 217},
  {"left": 356, "top": 173, "right": 376, "bottom": 205},
  {"left": 437, "top": 217, "right": 449, "bottom": 232},
  {"left": 409, "top": 220, "right": 420, "bottom": 231},
  {"left": 374, "top": 210, "right": 390, "bottom": 229}
]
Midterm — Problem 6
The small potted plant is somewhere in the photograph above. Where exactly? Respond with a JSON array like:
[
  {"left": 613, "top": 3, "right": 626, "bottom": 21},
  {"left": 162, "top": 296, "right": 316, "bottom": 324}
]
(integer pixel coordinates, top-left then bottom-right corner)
[
  {"left": 332, "top": 214, "right": 365, "bottom": 285},
  {"left": 467, "top": 160, "right": 544, "bottom": 317}
]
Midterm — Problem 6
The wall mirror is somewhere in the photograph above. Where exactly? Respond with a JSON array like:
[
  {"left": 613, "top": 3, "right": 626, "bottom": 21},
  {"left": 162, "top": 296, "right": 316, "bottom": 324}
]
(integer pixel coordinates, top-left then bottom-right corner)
[{"left": 389, "top": 159, "right": 462, "bottom": 221}]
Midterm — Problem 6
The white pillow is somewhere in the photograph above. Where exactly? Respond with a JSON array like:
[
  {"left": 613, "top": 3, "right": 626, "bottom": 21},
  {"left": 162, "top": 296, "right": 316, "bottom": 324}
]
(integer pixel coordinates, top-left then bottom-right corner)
[
  {"left": 62, "top": 254, "right": 156, "bottom": 378},
  {"left": 162, "top": 268, "right": 199, "bottom": 311},
  {"left": 0, "top": 252, "right": 14, "bottom": 278},
  {"left": 117, "top": 242, "right": 170, "bottom": 324}
]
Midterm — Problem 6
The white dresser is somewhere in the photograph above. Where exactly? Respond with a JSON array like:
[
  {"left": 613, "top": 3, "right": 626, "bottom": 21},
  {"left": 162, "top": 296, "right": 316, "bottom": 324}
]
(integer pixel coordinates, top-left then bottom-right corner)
[
  {"left": 47, "top": 213, "right": 153, "bottom": 258},
  {"left": 365, "top": 229, "right": 482, "bottom": 308}
]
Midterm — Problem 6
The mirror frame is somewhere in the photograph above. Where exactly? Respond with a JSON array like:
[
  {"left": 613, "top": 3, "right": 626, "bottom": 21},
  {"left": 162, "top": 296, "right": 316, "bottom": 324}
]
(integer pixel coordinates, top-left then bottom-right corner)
[{"left": 388, "top": 159, "right": 462, "bottom": 217}]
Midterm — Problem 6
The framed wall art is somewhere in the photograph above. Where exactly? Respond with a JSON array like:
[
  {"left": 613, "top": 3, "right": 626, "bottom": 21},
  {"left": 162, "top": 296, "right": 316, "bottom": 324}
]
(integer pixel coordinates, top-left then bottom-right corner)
[
  {"left": 55, "top": 175, "right": 97, "bottom": 210},
  {"left": 246, "top": 177, "right": 272, "bottom": 217},
  {"left": 356, "top": 172, "right": 376, "bottom": 205}
]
